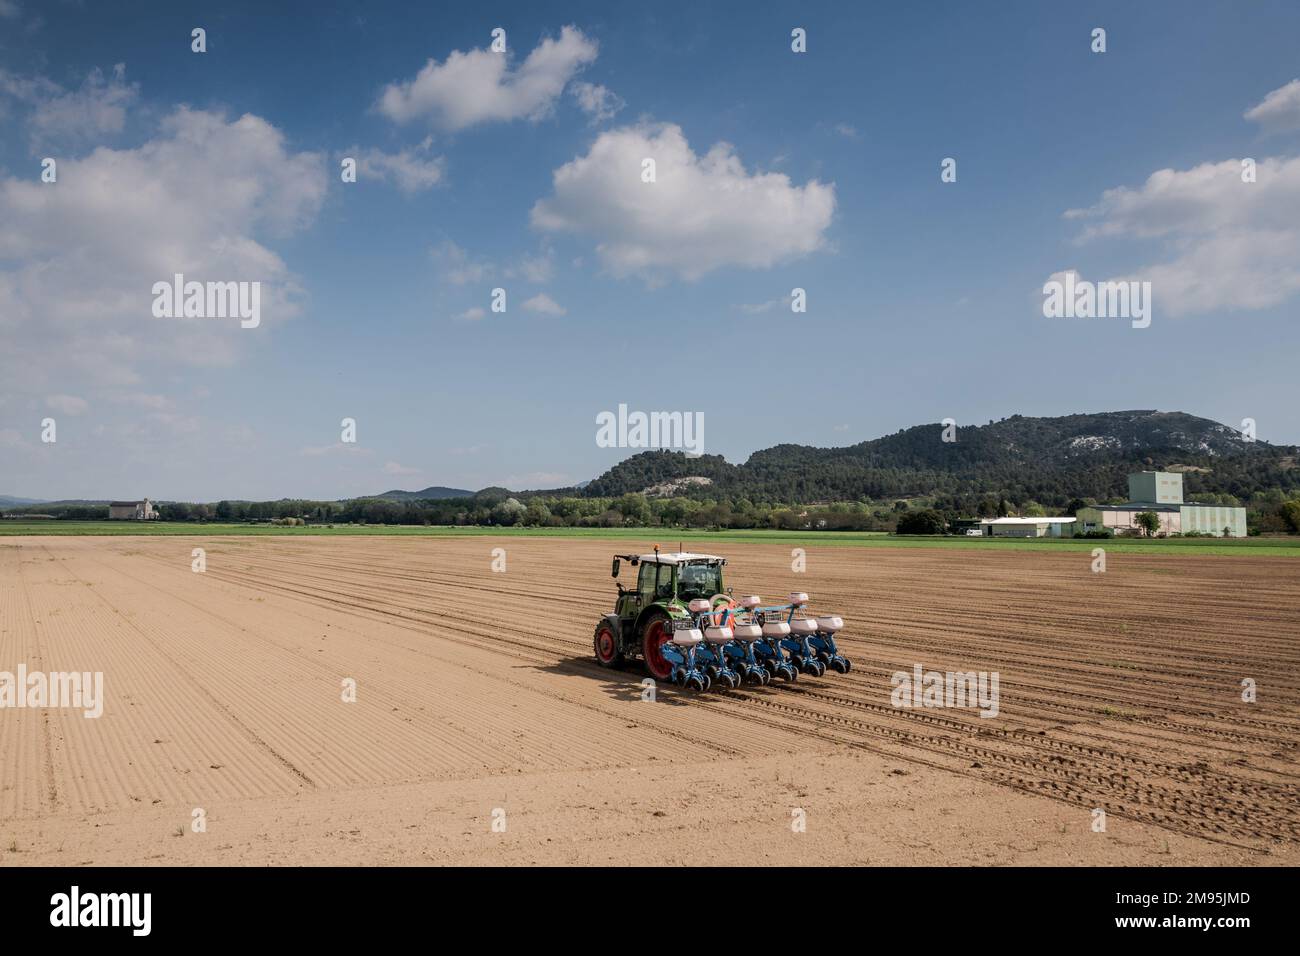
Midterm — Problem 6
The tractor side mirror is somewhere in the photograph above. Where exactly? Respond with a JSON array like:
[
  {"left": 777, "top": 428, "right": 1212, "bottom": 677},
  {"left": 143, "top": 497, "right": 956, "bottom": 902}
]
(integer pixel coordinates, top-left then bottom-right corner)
[{"left": 611, "top": 557, "right": 620, "bottom": 578}]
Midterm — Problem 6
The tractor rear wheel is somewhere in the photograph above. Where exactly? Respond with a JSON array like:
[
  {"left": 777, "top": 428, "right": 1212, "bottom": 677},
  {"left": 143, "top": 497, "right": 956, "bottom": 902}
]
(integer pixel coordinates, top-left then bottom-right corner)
[
  {"left": 593, "top": 621, "right": 623, "bottom": 668},
  {"left": 640, "top": 612, "right": 674, "bottom": 681}
]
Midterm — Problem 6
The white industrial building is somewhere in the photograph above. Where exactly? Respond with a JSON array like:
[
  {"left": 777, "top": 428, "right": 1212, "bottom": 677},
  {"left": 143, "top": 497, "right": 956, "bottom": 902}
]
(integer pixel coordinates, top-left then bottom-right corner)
[
  {"left": 1075, "top": 472, "right": 1247, "bottom": 537},
  {"left": 978, "top": 516, "right": 1078, "bottom": 538}
]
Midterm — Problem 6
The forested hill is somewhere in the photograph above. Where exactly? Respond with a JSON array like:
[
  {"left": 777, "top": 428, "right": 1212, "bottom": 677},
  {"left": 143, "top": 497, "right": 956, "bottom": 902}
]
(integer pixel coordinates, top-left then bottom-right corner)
[
  {"left": 582, "top": 410, "right": 1299, "bottom": 506},
  {"left": 372, "top": 486, "right": 474, "bottom": 501}
]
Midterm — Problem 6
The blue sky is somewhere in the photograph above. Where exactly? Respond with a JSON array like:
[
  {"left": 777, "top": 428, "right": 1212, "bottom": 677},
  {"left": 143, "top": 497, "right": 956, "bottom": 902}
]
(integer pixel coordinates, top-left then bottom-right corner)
[{"left": 2, "top": 0, "right": 1300, "bottom": 501}]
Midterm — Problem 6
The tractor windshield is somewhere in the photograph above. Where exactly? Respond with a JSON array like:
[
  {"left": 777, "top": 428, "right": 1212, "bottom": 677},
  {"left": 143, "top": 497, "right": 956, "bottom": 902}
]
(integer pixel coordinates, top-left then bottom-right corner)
[{"left": 677, "top": 562, "right": 723, "bottom": 601}]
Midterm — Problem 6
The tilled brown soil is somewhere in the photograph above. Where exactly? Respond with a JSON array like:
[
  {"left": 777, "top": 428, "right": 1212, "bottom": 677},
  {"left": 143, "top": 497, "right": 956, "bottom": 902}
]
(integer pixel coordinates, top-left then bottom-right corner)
[{"left": 1, "top": 535, "right": 1296, "bottom": 865}]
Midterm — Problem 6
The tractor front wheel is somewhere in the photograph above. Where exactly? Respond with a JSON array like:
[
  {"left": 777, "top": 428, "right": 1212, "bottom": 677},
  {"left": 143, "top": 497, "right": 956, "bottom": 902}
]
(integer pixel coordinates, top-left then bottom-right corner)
[{"left": 593, "top": 621, "right": 623, "bottom": 668}]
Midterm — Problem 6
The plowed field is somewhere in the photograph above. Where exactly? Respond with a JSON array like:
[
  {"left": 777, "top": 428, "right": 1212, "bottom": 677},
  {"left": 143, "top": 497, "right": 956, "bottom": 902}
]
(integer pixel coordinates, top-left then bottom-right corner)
[{"left": 2, "top": 535, "right": 1296, "bottom": 865}]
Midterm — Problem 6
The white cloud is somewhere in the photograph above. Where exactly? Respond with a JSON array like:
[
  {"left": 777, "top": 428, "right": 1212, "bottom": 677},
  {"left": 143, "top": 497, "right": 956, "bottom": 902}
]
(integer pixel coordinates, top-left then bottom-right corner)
[
  {"left": 432, "top": 240, "right": 555, "bottom": 286},
  {"left": 1244, "top": 79, "right": 1300, "bottom": 132},
  {"left": 511, "top": 247, "right": 555, "bottom": 283},
  {"left": 1064, "top": 157, "right": 1299, "bottom": 240},
  {"left": 0, "top": 101, "right": 326, "bottom": 406},
  {"left": 46, "top": 394, "right": 88, "bottom": 416},
  {"left": 376, "top": 25, "right": 598, "bottom": 131},
  {"left": 1061, "top": 155, "right": 1300, "bottom": 315},
  {"left": 453, "top": 306, "right": 486, "bottom": 321},
  {"left": 0, "top": 1, "right": 20, "bottom": 19},
  {"left": 531, "top": 122, "right": 835, "bottom": 281},
  {"left": 833, "top": 122, "right": 860, "bottom": 140},
  {"left": 431, "top": 240, "right": 490, "bottom": 285},
  {"left": 351, "top": 137, "right": 445, "bottom": 193},
  {"left": 570, "top": 81, "right": 623, "bottom": 124},
  {"left": 0, "top": 63, "right": 138, "bottom": 149},
  {"left": 522, "top": 292, "right": 566, "bottom": 315}
]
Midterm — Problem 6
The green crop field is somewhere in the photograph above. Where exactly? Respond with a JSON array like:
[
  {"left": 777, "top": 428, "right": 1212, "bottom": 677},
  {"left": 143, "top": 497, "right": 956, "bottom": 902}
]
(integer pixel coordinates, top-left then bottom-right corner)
[{"left": 2, "top": 520, "right": 1299, "bottom": 556}]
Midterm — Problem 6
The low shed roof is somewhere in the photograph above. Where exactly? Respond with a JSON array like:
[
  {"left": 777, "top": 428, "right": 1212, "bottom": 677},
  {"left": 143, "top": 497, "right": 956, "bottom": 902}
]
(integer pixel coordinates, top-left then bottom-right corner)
[
  {"left": 1083, "top": 502, "right": 1181, "bottom": 513},
  {"left": 980, "top": 517, "right": 1076, "bottom": 524}
]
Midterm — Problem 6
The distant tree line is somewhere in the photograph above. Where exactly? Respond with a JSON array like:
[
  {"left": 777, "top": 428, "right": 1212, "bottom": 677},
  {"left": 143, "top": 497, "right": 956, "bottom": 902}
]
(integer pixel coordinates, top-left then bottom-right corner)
[
  {"left": 6, "top": 487, "right": 1300, "bottom": 535},
  {"left": 8, "top": 413, "right": 1300, "bottom": 533}
]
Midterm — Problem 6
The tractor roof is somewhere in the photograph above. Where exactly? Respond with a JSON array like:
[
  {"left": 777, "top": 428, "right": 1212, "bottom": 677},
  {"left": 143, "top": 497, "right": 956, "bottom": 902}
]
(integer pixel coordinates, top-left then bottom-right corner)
[{"left": 636, "top": 552, "right": 724, "bottom": 565}]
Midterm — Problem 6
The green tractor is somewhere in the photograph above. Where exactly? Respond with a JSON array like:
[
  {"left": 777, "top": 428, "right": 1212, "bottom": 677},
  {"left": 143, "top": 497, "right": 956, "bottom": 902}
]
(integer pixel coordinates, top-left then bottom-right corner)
[
  {"left": 592, "top": 550, "right": 728, "bottom": 685},
  {"left": 592, "top": 549, "right": 853, "bottom": 691}
]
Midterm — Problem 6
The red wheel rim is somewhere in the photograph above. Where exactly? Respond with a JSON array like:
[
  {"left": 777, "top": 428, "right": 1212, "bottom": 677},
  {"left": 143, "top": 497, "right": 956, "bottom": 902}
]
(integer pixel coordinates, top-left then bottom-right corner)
[
  {"left": 595, "top": 625, "right": 617, "bottom": 663},
  {"left": 642, "top": 620, "right": 673, "bottom": 680}
]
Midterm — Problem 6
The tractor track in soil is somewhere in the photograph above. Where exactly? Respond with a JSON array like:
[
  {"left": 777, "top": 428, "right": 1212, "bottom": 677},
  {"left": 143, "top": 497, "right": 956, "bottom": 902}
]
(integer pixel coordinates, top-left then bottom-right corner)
[{"left": 3, "top": 534, "right": 1298, "bottom": 863}]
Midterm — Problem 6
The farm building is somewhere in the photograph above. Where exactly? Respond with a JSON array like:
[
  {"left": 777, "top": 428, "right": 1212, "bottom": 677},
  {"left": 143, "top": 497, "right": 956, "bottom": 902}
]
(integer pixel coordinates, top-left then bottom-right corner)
[
  {"left": 1075, "top": 471, "right": 1247, "bottom": 537},
  {"left": 979, "top": 516, "right": 1077, "bottom": 537},
  {"left": 108, "top": 499, "right": 157, "bottom": 520}
]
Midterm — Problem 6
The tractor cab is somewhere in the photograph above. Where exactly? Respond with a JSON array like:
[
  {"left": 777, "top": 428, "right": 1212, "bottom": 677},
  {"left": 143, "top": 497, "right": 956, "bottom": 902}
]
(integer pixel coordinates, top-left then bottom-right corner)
[
  {"left": 612, "top": 551, "right": 726, "bottom": 626},
  {"left": 595, "top": 551, "right": 728, "bottom": 675}
]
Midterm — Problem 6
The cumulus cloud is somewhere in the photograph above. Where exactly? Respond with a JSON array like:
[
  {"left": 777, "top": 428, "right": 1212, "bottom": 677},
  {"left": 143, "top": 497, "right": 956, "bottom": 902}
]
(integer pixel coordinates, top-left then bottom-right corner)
[
  {"left": 0, "top": 103, "right": 326, "bottom": 403},
  {"left": 1244, "top": 79, "right": 1300, "bottom": 132},
  {"left": 350, "top": 137, "right": 445, "bottom": 192},
  {"left": 453, "top": 306, "right": 486, "bottom": 321},
  {"left": 570, "top": 81, "right": 623, "bottom": 124},
  {"left": 1061, "top": 155, "right": 1300, "bottom": 315},
  {"left": 0, "top": 63, "right": 138, "bottom": 149},
  {"left": 531, "top": 122, "right": 835, "bottom": 281},
  {"left": 376, "top": 25, "right": 598, "bottom": 131},
  {"left": 1064, "top": 157, "right": 1300, "bottom": 240},
  {"left": 522, "top": 292, "right": 566, "bottom": 315}
]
